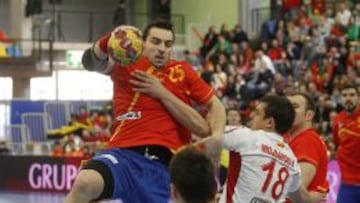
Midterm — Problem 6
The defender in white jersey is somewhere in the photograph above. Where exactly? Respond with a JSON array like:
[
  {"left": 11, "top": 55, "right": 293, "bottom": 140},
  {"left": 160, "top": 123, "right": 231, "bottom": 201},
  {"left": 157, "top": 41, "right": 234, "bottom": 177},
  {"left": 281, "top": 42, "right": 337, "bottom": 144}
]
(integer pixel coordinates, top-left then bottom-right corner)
[{"left": 217, "top": 96, "right": 325, "bottom": 203}]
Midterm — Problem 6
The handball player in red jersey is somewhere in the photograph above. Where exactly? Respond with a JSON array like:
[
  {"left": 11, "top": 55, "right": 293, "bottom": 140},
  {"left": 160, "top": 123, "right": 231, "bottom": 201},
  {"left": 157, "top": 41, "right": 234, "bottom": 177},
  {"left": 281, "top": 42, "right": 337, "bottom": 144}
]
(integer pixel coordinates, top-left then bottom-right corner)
[
  {"left": 332, "top": 84, "right": 360, "bottom": 203},
  {"left": 64, "top": 21, "right": 226, "bottom": 203},
  {"left": 285, "top": 93, "right": 329, "bottom": 203}
]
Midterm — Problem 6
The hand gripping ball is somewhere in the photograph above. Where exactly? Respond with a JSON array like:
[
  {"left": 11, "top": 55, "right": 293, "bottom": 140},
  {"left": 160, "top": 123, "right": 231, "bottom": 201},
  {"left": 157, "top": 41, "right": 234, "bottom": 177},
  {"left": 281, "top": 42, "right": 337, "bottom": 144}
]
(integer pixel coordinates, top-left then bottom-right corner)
[{"left": 107, "top": 26, "right": 143, "bottom": 66}]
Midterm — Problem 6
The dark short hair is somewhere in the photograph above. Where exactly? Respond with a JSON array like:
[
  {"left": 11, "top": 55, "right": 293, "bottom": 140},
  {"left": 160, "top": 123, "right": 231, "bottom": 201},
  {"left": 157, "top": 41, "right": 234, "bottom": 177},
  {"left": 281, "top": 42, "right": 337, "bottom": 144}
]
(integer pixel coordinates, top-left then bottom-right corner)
[
  {"left": 341, "top": 83, "right": 359, "bottom": 95},
  {"left": 142, "top": 21, "right": 175, "bottom": 41},
  {"left": 227, "top": 108, "right": 241, "bottom": 115},
  {"left": 261, "top": 95, "right": 295, "bottom": 134},
  {"left": 170, "top": 147, "right": 216, "bottom": 203},
  {"left": 289, "top": 92, "right": 316, "bottom": 112}
]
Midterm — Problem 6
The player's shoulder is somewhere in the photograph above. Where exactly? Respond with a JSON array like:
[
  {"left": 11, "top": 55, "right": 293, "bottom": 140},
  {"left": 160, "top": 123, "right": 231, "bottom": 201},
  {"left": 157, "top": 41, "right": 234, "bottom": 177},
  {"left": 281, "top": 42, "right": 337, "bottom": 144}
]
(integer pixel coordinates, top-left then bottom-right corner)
[
  {"left": 333, "top": 110, "right": 346, "bottom": 121},
  {"left": 167, "top": 59, "right": 192, "bottom": 69},
  {"left": 302, "top": 128, "right": 321, "bottom": 139}
]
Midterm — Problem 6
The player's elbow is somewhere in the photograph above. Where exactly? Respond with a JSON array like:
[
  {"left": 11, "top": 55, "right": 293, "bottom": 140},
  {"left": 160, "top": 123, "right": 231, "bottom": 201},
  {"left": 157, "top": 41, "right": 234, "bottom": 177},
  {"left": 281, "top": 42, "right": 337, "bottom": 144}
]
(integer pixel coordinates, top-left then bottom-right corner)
[
  {"left": 82, "top": 48, "right": 96, "bottom": 71},
  {"left": 195, "top": 122, "right": 211, "bottom": 138},
  {"left": 82, "top": 48, "right": 113, "bottom": 75}
]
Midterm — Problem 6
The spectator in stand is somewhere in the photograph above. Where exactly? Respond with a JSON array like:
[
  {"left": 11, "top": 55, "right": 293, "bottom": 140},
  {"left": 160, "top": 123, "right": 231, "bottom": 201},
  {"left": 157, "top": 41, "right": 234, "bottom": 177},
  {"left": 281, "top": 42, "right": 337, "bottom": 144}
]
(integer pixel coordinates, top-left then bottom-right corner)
[
  {"left": 314, "top": 95, "right": 332, "bottom": 134},
  {"left": 240, "top": 41, "right": 254, "bottom": 65},
  {"left": 254, "top": 50, "right": 276, "bottom": 74},
  {"left": 311, "top": 0, "right": 326, "bottom": 15},
  {"left": 76, "top": 106, "right": 91, "bottom": 126},
  {"left": 282, "top": 0, "right": 303, "bottom": 21},
  {"left": 260, "top": 19, "right": 277, "bottom": 43},
  {"left": 273, "top": 72, "right": 288, "bottom": 95},
  {"left": 213, "top": 64, "right": 227, "bottom": 92},
  {"left": 52, "top": 140, "right": 64, "bottom": 157},
  {"left": 260, "top": 41, "right": 269, "bottom": 54},
  {"left": 336, "top": 2, "right": 352, "bottom": 27},
  {"left": 242, "top": 52, "right": 274, "bottom": 101},
  {"left": 307, "top": 82, "right": 320, "bottom": 102},
  {"left": 219, "top": 23, "right": 231, "bottom": 41},
  {"left": 231, "top": 24, "right": 248, "bottom": 45},
  {"left": 346, "top": 17, "right": 360, "bottom": 42},
  {"left": 200, "top": 26, "right": 218, "bottom": 59},
  {"left": 206, "top": 35, "right": 232, "bottom": 60},
  {"left": 64, "top": 140, "right": 79, "bottom": 157},
  {"left": 268, "top": 39, "right": 286, "bottom": 75},
  {"left": 275, "top": 19, "right": 289, "bottom": 45},
  {"left": 81, "top": 145, "right": 94, "bottom": 160}
]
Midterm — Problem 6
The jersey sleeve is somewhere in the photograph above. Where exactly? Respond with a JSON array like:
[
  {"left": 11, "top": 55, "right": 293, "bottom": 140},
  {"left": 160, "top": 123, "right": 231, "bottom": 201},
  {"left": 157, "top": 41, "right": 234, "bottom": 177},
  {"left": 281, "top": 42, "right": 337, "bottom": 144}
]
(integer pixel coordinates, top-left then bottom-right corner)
[
  {"left": 288, "top": 170, "right": 301, "bottom": 193},
  {"left": 184, "top": 62, "right": 214, "bottom": 104},
  {"left": 223, "top": 126, "right": 256, "bottom": 152},
  {"left": 292, "top": 138, "right": 320, "bottom": 168}
]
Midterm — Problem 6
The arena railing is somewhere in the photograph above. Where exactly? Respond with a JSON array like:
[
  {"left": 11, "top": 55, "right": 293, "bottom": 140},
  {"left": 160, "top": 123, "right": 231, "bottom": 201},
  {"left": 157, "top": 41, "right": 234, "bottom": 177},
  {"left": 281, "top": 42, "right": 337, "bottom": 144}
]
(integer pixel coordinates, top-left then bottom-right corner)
[
  {"left": 250, "top": 2, "right": 337, "bottom": 33},
  {"left": 38, "top": 9, "right": 186, "bottom": 45}
]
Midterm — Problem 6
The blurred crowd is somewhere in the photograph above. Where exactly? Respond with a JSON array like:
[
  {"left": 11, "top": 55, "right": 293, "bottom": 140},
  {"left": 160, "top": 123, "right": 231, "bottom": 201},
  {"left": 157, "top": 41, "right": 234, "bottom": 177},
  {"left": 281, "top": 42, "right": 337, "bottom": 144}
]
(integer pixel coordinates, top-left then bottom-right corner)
[
  {"left": 186, "top": 1, "right": 360, "bottom": 158},
  {"left": 41, "top": 1, "right": 360, "bottom": 159},
  {"left": 50, "top": 103, "right": 113, "bottom": 158}
]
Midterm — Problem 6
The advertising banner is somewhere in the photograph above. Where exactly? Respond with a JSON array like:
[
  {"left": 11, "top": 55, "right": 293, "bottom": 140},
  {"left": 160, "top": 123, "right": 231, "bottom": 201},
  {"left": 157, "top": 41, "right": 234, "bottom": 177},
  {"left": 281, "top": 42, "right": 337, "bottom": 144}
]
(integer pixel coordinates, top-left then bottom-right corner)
[{"left": 0, "top": 155, "right": 82, "bottom": 193}]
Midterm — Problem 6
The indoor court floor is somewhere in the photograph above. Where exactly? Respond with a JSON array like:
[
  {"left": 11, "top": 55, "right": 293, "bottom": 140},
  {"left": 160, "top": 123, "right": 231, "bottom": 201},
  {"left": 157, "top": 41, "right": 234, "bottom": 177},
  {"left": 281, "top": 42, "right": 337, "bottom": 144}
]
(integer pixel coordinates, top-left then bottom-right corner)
[{"left": 0, "top": 192, "right": 123, "bottom": 203}]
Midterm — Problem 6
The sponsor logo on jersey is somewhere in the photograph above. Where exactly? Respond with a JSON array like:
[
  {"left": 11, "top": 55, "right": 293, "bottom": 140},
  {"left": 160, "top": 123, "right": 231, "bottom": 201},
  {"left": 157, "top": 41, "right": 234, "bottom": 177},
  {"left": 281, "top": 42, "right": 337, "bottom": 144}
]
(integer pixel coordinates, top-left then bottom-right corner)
[{"left": 116, "top": 111, "right": 142, "bottom": 121}]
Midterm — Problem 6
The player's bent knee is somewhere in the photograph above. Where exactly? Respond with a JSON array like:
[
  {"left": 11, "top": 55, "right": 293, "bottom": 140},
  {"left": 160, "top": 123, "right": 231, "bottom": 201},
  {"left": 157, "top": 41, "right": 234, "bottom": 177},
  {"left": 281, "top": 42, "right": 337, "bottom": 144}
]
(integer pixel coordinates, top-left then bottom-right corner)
[{"left": 71, "top": 169, "right": 105, "bottom": 199}]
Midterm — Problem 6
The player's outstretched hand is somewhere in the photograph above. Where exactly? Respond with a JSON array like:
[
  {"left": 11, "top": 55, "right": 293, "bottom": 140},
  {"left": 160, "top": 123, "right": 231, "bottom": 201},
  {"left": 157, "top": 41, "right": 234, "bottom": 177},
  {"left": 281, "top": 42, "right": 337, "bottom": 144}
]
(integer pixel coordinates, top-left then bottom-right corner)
[
  {"left": 191, "top": 135, "right": 223, "bottom": 167},
  {"left": 130, "top": 70, "right": 169, "bottom": 98}
]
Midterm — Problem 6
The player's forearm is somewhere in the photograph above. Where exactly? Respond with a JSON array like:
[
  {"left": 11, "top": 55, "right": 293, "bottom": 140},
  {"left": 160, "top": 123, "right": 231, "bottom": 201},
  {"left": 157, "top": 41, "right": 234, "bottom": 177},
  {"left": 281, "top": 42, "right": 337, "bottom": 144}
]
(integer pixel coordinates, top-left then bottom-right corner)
[
  {"left": 289, "top": 186, "right": 324, "bottom": 203},
  {"left": 289, "top": 186, "right": 310, "bottom": 203},
  {"left": 205, "top": 96, "right": 226, "bottom": 138},
  {"left": 203, "top": 96, "right": 226, "bottom": 165},
  {"left": 159, "top": 91, "right": 211, "bottom": 137}
]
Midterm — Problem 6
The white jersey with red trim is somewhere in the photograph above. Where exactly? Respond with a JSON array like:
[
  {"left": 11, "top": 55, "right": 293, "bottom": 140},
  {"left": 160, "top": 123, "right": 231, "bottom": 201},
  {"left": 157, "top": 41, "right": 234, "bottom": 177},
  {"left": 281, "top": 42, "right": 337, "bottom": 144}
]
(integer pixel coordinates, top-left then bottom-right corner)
[{"left": 219, "top": 126, "right": 301, "bottom": 203}]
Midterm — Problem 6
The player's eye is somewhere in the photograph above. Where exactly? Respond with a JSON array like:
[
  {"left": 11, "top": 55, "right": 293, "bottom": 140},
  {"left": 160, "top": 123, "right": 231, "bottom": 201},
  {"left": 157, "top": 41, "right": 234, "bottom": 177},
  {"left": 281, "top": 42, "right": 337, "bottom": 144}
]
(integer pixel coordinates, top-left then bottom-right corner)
[
  {"left": 165, "top": 41, "right": 173, "bottom": 48},
  {"left": 151, "top": 38, "right": 161, "bottom": 45}
]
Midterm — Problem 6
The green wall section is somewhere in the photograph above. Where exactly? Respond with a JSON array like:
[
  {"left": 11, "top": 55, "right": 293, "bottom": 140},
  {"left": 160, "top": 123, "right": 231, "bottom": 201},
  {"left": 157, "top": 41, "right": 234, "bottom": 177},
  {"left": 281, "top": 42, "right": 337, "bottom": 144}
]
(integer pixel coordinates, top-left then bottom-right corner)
[
  {"left": 172, "top": 0, "right": 239, "bottom": 50},
  {"left": 132, "top": 0, "right": 149, "bottom": 30},
  {"left": 133, "top": 0, "right": 148, "bottom": 13},
  {"left": 172, "top": 0, "right": 239, "bottom": 30}
]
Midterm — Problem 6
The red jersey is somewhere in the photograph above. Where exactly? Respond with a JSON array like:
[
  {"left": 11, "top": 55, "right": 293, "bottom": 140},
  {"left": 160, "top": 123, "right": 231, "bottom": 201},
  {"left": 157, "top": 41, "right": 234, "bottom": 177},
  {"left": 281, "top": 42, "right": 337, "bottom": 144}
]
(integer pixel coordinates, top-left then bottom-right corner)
[
  {"left": 287, "top": 128, "right": 329, "bottom": 193},
  {"left": 282, "top": 0, "right": 302, "bottom": 11},
  {"left": 332, "top": 107, "right": 360, "bottom": 184},
  {"left": 107, "top": 56, "right": 214, "bottom": 151}
]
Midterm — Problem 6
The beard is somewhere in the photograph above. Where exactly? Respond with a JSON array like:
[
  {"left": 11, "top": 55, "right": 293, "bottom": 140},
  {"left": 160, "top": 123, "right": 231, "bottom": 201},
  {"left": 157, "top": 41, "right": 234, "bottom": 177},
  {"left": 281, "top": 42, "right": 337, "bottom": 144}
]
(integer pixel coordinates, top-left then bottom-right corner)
[{"left": 344, "top": 102, "right": 357, "bottom": 113}]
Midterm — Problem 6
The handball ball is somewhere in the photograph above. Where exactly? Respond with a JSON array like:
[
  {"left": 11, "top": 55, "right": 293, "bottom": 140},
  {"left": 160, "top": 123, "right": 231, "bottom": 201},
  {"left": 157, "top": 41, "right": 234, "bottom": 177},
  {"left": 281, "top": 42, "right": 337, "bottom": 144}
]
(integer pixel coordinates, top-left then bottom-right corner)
[{"left": 107, "top": 26, "right": 143, "bottom": 66}]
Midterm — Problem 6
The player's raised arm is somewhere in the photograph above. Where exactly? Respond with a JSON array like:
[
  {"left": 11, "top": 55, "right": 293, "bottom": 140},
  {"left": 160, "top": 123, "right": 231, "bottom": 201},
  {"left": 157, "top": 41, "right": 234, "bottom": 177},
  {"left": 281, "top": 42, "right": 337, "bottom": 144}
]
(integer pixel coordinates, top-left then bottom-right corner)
[
  {"left": 82, "top": 25, "right": 142, "bottom": 75},
  {"left": 82, "top": 31, "right": 115, "bottom": 75},
  {"left": 204, "top": 95, "right": 226, "bottom": 138}
]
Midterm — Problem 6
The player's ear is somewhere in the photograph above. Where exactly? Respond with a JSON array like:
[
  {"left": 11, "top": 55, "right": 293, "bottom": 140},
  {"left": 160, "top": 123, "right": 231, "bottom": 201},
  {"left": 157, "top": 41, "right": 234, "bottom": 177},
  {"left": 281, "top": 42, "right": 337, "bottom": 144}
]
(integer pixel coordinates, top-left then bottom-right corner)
[
  {"left": 305, "top": 110, "right": 315, "bottom": 121},
  {"left": 266, "top": 117, "right": 275, "bottom": 131}
]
